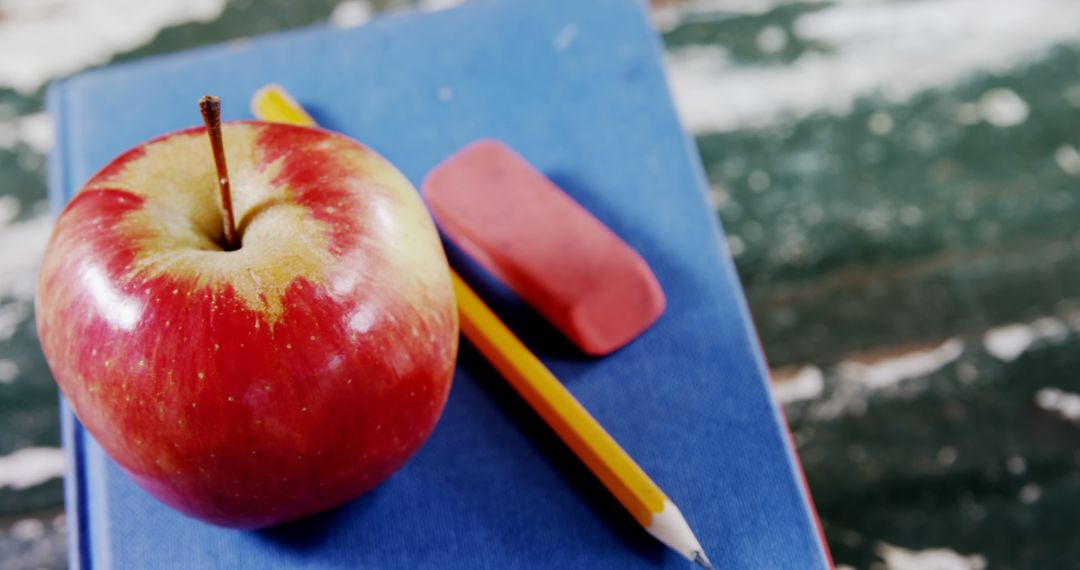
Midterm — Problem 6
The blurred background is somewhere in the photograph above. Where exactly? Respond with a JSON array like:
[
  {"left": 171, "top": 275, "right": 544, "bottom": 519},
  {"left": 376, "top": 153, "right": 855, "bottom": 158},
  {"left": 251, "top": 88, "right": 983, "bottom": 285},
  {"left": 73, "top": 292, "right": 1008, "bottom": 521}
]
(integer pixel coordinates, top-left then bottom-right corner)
[{"left": 2, "top": 0, "right": 1079, "bottom": 568}]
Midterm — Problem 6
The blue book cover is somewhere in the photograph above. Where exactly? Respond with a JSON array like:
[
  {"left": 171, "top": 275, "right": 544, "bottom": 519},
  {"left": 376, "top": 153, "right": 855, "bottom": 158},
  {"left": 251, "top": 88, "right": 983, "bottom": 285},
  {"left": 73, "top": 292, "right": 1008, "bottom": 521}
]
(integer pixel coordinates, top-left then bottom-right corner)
[{"left": 47, "top": 0, "right": 829, "bottom": 567}]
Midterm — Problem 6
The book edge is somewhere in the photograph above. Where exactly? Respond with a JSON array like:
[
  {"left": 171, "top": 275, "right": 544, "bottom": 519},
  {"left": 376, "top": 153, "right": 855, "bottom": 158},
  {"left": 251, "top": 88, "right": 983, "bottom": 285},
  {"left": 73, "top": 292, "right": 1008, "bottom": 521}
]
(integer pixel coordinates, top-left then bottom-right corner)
[
  {"left": 48, "top": 79, "right": 94, "bottom": 570},
  {"left": 627, "top": 0, "right": 832, "bottom": 565}
]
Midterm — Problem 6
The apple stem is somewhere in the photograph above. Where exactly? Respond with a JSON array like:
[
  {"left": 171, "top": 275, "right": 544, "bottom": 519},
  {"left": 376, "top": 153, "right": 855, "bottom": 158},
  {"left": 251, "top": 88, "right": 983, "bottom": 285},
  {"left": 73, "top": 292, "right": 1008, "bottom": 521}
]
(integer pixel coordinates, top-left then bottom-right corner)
[{"left": 198, "top": 95, "right": 240, "bottom": 251}]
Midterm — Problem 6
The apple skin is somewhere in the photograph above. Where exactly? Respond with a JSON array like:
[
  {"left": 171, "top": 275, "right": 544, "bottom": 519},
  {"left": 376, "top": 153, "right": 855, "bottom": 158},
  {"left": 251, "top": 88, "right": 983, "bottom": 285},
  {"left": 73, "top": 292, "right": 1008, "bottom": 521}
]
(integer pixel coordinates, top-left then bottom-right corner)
[{"left": 35, "top": 122, "right": 459, "bottom": 528}]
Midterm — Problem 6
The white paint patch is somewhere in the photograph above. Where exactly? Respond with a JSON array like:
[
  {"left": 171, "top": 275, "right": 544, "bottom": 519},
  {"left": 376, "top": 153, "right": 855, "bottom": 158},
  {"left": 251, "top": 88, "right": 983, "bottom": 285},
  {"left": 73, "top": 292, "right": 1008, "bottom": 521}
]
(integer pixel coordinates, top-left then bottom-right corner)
[
  {"left": 809, "top": 339, "right": 965, "bottom": 420},
  {"left": 838, "top": 338, "right": 964, "bottom": 390},
  {"left": 956, "top": 361, "right": 978, "bottom": 384},
  {"left": 1019, "top": 483, "right": 1042, "bottom": 504},
  {"left": 983, "top": 326, "right": 1032, "bottom": 361},
  {"left": 1066, "top": 85, "right": 1080, "bottom": 107},
  {"left": 0, "top": 0, "right": 228, "bottom": 93},
  {"left": 666, "top": 0, "right": 1080, "bottom": 133},
  {"left": 983, "top": 318, "right": 1069, "bottom": 362},
  {"left": 0, "top": 302, "right": 28, "bottom": 342},
  {"left": 868, "top": 111, "right": 895, "bottom": 136},
  {"left": 978, "top": 88, "right": 1029, "bottom": 127},
  {"left": 1006, "top": 455, "right": 1027, "bottom": 475},
  {"left": 688, "top": 0, "right": 787, "bottom": 14},
  {"left": 756, "top": 25, "right": 788, "bottom": 54},
  {"left": 1064, "top": 309, "right": 1080, "bottom": 332},
  {"left": 0, "top": 121, "right": 17, "bottom": 149},
  {"left": 0, "top": 195, "right": 19, "bottom": 226},
  {"left": 0, "top": 358, "right": 19, "bottom": 384},
  {"left": 877, "top": 543, "right": 987, "bottom": 570},
  {"left": 1055, "top": 144, "right": 1080, "bottom": 176},
  {"left": 937, "top": 446, "right": 958, "bottom": 467},
  {"left": 10, "top": 518, "right": 45, "bottom": 541},
  {"left": 726, "top": 234, "right": 746, "bottom": 257},
  {"left": 330, "top": 1, "right": 372, "bottom": 29},
  {"left": 1035, "top": 387, "right": 1080, "bottom": 422},
  {"left": 0, "top": 447, "right": 66, "bottom": 490},
  {"left": 17, "top": 113, "right": 54, "bottom": 154},
  {"left": 0, "top": 113, "right": 53, "bottom": 152},
  {"left": 658, "top": 0, "right": 787, "bottom": 30},
  {"left": 0, "top": 214, "right": 52, "bottom": 302},
  {"left": 773, "top": 365, "right": 824, "bottom": 404}
]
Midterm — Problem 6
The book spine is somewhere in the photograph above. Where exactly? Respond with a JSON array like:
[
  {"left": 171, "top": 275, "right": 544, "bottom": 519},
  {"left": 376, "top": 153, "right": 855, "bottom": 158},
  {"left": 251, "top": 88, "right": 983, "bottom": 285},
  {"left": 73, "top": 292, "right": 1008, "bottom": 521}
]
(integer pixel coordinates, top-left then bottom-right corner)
[
  {"left": 46, "top": 81, "right": 71, "bottom": 219},
  {"left": 47, "top": 79, "right": 92, "bottom": 570}
]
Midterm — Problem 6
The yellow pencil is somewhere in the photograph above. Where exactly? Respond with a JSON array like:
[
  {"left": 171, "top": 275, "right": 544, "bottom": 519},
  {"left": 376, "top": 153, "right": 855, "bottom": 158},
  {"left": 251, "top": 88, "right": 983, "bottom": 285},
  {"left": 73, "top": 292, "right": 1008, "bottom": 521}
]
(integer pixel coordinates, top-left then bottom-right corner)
[{"left": 251, "top": 84, "right": 714, "bottom": 569}]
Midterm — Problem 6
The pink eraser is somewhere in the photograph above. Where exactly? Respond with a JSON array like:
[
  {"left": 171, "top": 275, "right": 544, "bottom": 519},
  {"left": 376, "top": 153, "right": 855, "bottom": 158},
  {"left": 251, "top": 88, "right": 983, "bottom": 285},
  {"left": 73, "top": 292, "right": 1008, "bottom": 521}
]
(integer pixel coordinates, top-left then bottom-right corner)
[{"left": 422, "top": 140, "right": 665, "bottom": 356}]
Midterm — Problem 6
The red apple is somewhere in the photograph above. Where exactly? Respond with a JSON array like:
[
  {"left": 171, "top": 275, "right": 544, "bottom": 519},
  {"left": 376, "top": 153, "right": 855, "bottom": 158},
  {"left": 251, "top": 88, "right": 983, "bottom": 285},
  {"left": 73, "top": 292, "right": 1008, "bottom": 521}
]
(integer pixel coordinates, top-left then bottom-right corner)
[{"left": 35, "top": 118, "right": 459, "bottom": 528}]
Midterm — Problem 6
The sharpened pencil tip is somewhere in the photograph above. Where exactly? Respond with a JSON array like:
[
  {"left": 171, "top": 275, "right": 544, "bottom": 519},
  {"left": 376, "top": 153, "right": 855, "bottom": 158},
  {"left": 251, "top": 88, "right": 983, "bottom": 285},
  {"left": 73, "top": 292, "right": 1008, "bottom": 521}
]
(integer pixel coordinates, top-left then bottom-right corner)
[
  {"left": 692, "top": 550, "right": 714, "bottom": 570},
  {"left": 644, "top": 499, "right": 714, "bottom": 569}
]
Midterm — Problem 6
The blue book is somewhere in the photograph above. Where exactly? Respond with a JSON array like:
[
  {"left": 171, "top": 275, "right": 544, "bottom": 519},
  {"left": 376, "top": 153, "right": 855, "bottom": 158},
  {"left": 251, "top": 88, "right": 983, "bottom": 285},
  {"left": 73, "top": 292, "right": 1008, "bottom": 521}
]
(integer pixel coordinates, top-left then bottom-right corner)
[{"left": 48, "top": 1, "right": 829, "bottom": 568}]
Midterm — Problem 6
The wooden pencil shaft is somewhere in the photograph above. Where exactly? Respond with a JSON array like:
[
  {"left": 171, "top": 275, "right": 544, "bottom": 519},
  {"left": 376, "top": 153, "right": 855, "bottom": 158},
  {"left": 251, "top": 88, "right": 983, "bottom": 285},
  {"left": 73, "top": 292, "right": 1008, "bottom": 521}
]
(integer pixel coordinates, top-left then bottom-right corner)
[{"left": 451, "top": 273, "right": 665, "bottom": 526}]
